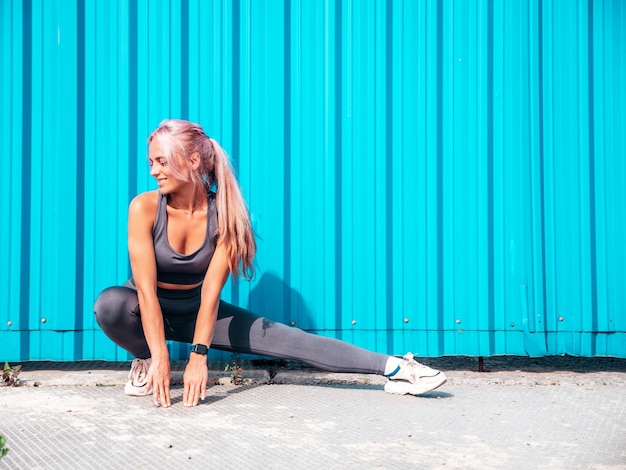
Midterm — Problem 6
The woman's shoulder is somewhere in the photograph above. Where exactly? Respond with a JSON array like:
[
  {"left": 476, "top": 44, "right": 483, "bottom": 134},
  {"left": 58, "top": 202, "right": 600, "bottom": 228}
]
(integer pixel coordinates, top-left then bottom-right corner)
[{"left": 129, "top": 190, "right": 160, "bottom": 216}]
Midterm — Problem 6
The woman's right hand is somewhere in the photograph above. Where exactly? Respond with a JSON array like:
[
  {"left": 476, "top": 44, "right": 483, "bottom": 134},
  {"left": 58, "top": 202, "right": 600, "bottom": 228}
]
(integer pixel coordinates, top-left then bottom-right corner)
[{"left": 147, "top": 355, "right": 171, "bottom": 407}]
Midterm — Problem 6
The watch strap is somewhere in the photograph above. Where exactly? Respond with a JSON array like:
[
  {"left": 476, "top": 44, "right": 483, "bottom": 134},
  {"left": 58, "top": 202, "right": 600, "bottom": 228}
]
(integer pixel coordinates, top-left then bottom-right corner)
[{"left": 190, "top": 343, "right": 209, "bottom": 355}]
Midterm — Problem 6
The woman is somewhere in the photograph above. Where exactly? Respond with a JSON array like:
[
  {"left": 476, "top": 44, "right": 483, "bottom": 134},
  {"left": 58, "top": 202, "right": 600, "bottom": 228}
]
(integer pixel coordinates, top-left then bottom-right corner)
[{"left": 94, "top": 119, "right": 446, "bottom": 408}]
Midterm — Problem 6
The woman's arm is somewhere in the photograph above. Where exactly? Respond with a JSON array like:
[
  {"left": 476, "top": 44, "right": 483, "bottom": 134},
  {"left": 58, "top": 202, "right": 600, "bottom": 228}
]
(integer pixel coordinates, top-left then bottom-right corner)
[
  {"left": 127, "top": 192, "right": 172, "bottom": 407},
  {"left": 183, "top": 241, "right": 230, "bottom": 407}
]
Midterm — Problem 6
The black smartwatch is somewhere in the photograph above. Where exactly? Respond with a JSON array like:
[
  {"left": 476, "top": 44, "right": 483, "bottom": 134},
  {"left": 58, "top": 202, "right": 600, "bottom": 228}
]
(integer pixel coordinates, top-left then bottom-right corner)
[{"left": 190, "top": 344, "right": 209, "bottom": 355}]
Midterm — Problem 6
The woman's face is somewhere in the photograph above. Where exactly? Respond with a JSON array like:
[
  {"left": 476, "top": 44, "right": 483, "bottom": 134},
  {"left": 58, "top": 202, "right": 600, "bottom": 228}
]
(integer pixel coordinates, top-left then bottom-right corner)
[{"left": 148, "top": 138, "right": 189, "bottom": 193}]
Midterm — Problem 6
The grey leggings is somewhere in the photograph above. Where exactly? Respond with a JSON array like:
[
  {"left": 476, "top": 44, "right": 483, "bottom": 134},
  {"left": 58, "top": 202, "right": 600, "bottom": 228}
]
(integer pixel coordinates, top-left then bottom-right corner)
[{"left": 94, "top": 283, "right": 389, "bottom": 375}]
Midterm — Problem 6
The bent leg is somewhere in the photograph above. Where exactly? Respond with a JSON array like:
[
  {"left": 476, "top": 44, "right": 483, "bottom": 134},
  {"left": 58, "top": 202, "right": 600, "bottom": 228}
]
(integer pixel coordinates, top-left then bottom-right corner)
[
  {"left": 94, "top": 286, "right": 151, "bottom": 359},
  {"left": 212, "top": 301, "right": 389, "bottom": 375}
]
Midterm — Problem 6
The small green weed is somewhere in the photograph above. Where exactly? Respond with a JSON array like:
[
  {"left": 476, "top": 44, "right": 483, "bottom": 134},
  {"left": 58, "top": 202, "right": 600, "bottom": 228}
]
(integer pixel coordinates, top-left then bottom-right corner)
[
  {"left": 224, "top": 353, "right": 245, "bottom": 385},
  {"left": 1, "top": 362, "right": 22, "bottom": 387},
  {"left": 0, "top": 434, "right": 9, "bottom": 459}
]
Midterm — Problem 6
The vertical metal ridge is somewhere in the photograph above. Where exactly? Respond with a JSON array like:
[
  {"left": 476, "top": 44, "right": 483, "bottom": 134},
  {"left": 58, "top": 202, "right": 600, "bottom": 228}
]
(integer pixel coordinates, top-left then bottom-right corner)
[
  {"left": 229, "top": 0, "right": 240, "bottom": 307},
  {"left": 384, "top": 0, "right": 394, "bottom": 354},
  {"left": 74, "top": 0, "right": 86, "bottom": 359},
  {"left": 334, "top": 0, "right": 343, "bottom": 334},
  {"left": 20, "top": 0, "right": 32, "bottom": 359},
  {"left": 586, "top": 0, "right": 598, "bottom": 352},
  {"left": 128, "top": 0, "right": 138, "bottom": 207},
  {"left": 283, "top": 0, "right": 292, "bottom": 324},
  {"left": 486, "top": 0, "right": 495, "bottom": 353},
  {"left": 537, "top": 0, "right": 548, "bottom": 333},
  {"left": 436, "top": 0, "right": 445, "bottom": 355}
]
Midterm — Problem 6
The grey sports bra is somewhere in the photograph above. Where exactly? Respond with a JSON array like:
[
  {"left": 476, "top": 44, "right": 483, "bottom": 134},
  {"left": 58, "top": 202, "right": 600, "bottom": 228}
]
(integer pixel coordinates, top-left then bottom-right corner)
[{"left": 152, "top": 190, "right": 219, "bottom": 285}]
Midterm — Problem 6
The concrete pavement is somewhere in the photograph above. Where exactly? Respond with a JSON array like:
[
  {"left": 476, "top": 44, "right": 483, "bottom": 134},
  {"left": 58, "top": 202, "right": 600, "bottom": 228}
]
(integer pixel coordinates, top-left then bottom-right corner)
[{"left": 1, "top": 356, "right": 625, "bottom": 469}]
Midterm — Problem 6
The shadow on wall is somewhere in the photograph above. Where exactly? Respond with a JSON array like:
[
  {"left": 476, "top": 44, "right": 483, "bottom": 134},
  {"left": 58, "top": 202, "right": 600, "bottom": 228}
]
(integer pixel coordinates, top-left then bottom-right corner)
[{"left": 246, "top": 272, "right": 316, "bottom": 330}]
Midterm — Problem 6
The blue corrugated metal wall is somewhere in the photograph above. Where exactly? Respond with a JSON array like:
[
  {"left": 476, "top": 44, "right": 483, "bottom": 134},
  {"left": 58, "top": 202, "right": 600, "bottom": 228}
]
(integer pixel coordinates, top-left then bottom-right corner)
[{"left": 1, "top": 0, "right": 624, "bottom": 362}]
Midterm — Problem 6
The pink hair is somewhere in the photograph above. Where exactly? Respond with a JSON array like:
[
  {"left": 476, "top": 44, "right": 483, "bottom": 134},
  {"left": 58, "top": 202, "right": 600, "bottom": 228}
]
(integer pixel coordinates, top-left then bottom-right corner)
[{"left": 148, "top": 119, "right": 256, "bottom": 279}]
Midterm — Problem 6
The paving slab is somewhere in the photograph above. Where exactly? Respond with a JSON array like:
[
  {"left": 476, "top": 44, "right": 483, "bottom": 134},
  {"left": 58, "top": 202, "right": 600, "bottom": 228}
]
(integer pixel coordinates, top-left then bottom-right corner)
[{"left": 1, "top": 356, "right": 625, "bottom": 469}]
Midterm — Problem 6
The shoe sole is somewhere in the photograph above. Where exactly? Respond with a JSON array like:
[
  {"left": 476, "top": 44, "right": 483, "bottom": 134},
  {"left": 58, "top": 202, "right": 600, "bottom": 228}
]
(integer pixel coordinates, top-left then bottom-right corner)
[
  {"left": 384, "top": 372, "right": 447, "bottom": 396},
  {"left": 124, "top": 382, "right": 153, "bottom": 397}
]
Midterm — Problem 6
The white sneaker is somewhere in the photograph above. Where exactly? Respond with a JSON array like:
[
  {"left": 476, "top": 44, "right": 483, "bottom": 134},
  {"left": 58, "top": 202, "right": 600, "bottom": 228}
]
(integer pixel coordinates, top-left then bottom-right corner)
[
  {"left": 124, "top": 358, "right": 153, "bottom": 396},
  {"left": 384, "top": 352, "right": 447, "bottom": 396}
]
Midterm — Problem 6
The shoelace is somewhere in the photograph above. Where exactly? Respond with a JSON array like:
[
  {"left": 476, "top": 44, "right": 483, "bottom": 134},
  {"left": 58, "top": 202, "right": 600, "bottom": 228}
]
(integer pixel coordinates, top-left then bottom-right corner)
[
  {"left": 129, "top": 358, "right": 150, "bottom": 385},
  {"left": 402, "top": 353, "right": 432, "bottom": 380}
]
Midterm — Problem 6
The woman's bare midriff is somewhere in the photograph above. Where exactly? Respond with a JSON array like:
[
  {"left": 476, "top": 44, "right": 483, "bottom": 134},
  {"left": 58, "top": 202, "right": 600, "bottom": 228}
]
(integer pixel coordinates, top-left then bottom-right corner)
[{"left": 157, "top": 280, "right": 203, "bottom": 290}]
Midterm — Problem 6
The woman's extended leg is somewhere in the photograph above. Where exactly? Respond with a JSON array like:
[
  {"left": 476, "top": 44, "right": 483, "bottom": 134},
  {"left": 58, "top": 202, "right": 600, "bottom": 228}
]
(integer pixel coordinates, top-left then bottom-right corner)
[
  {"left": 211, "top": 301, "right": 389, "bottom": 375},
  {"left": 210, "top": 301, "right": 446, "bottom": 394},
  {"left": 210, "top": 301, "right": 447, "bottom": 394}
]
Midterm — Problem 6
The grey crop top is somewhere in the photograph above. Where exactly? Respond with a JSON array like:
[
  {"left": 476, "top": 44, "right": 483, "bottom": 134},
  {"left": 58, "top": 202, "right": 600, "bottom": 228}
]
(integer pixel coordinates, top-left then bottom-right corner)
[{"left": 152, "top": 190, "right": 219, "bottom": 285}]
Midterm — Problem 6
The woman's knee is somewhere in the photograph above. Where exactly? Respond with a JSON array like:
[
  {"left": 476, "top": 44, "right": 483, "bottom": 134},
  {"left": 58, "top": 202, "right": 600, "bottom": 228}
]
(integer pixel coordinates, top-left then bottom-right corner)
[{"left": 94, "top": 286, "right": 138, "bottom": 328}]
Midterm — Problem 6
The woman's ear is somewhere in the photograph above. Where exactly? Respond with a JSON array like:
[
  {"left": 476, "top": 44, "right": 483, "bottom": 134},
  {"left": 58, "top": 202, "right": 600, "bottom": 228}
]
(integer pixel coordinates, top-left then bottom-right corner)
[{"left": 189, "top": 151, "right": 201, "bottom": 171}]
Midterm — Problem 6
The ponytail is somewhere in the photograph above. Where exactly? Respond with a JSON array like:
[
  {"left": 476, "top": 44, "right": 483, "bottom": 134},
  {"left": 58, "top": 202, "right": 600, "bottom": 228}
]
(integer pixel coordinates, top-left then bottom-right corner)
[{"left": 210, "top": 138, "right": 256, "bottom": 280}]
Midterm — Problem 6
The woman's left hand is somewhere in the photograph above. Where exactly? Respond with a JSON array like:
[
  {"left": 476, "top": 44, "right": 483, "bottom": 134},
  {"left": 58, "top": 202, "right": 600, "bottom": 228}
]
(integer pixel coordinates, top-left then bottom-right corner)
[{"left": 183, "top": 353, "right": 209, "bottom": 407}]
